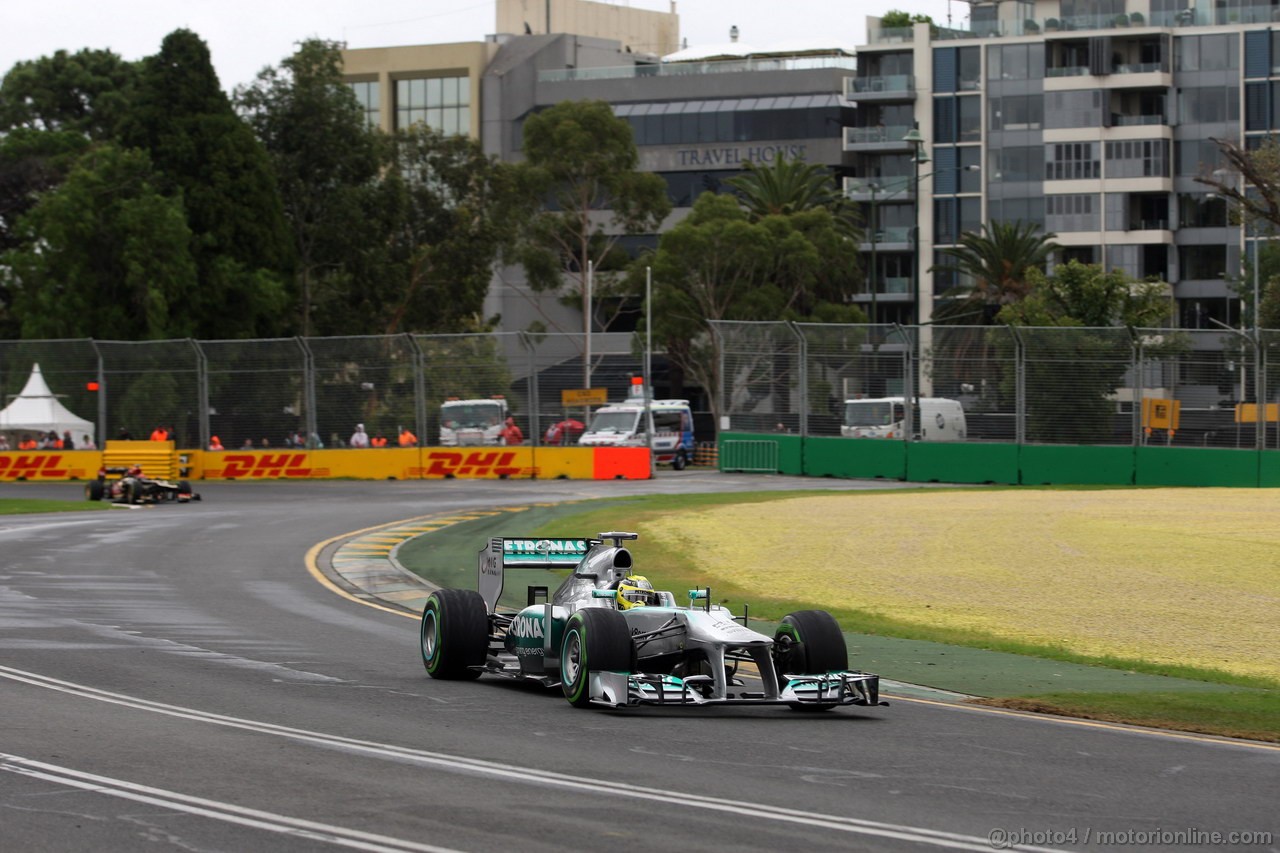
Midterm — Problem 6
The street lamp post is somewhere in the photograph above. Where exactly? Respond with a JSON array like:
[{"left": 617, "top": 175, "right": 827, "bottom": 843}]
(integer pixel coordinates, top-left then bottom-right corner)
[
  {"left": 867, "top": 182, "right": 880, "bottom": 325},
  {"left": 902, "top": 124, "right": 927, "bottom": 327}
]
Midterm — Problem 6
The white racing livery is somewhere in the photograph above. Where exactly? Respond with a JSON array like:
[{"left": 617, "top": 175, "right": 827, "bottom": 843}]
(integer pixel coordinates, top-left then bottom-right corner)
[{"left": 419, "top": 532, "right": 886, "bottom": 711}]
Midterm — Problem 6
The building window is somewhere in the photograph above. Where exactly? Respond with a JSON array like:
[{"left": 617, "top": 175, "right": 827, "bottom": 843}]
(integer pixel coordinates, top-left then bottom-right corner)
[
  {"left": 989, "top": 95, "right": 1043, "bottom": 131},
  {"left": 987, "top": 44, "right": 1045, "bottom": 81},
  {"left": 1104, "top": 139, "right": 1170, "bottom": 178},
  {"left": 1046, "top": 193, "right": 1099, "bottom": 232},
  {"left": 989, "top": 146, "right": 1042, "bottom": 182},
  {"left": 1179, "top": 85, "right": 1240, "bottom": 124},
  {"left": 1045, "top": 90, "right": 1102, "bottom": 130},
  {"left": 988, "top": 197, "right": 1045, "bottom": 229},
  {"left": 1175, "top": 34, "right": 1239, "bottom": 72},
  {"left": 1046, "top": 142, "right": 1100, "bottom": 181},
  {"left": 934, "top": 197, "right": 980, "bottom": 246},
  {"left": 1179, "top": 244, "right": 1228, "bottom": 280},
  {"left": 1177, "top": 193, "right": 1228, "bottom": 227},
  {"left": 1176, "top": 139, "right": 1227, "bottom": 176},
  {"left": 350, "top": 81, "right": 380, "bottom": 128},
  {"left": 395, "top": 75, "right": 471, "bottom": 135}
]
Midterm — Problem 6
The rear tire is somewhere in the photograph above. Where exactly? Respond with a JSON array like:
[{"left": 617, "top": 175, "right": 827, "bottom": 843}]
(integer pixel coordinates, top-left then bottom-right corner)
[
  {"left": 672, "top": 450, "right": 687, "bottom": 470},
  {"left": 560, "top": 608, "right": 633, "bottom": 708},
  {"left": 774, "top": 610, "right": 847, "bottom": 711},
  {"left": 420, "top": 589, "right": 488, "bottom": 679}
]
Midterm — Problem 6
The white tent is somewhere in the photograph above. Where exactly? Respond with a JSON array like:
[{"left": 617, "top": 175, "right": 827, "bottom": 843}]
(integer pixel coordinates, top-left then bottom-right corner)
[{"left": 0, "top": 363, "right": 96, "bottom": 441}]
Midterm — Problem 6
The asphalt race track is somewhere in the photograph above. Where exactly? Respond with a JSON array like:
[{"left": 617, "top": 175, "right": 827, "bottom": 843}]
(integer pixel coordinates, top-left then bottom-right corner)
[{"left": 1, "top": 475, "right": 1277, "bottom": 852}]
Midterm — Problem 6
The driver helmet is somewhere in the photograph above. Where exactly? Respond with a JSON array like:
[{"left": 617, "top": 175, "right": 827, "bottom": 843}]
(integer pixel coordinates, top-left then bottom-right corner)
[
  {"left": 616, "top": 575, "right": 656, "bottom": 610},
  {"left": 127, "top": 465, "right": 142, "bottom": 476}
]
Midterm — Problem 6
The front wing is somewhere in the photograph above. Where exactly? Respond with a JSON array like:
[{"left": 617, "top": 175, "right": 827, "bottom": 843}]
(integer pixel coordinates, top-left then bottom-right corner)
[{"left": 587, "top": 669, "right": 885, "bottom": 709}]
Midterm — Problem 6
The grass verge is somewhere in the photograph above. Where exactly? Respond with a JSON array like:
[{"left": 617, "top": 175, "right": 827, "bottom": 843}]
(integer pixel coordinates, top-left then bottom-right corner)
[
  {"left": 0, "top": 498, "right": 109, "bottom": 515},
  {"left": 512, "top": 491, "right": 1279, "bottom": 742},
  {"left": 973, "top": 692, "right": 1280, "bottom": 743}
]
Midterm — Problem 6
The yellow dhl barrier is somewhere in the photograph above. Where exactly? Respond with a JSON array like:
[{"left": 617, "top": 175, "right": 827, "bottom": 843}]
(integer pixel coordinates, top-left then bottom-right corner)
[
  {"left": 193, "top": 447, "right": 649, "bottom": 480},
  {"left": 1, "top": 447, "right": 651, "bottom": 481},
  {"left": 0, "top": 450, "right": 103, "bottom": 481}
]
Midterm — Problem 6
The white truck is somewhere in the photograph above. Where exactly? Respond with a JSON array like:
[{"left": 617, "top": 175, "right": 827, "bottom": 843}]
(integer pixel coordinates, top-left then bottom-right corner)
[
  {"left": 841, "top": 396, "right": 966, "bottom": 441},
  {"left": 439, "top": 396, "right": 509, "bottom": 446},
  {"left": 578, "top": 390, "right": 695, "bottom": 469}
]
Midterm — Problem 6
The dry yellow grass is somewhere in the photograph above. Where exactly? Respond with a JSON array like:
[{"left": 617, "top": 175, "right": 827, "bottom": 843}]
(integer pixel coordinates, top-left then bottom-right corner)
[{"left": 643, "top": 489, "right": 1280, "bottom": 680}]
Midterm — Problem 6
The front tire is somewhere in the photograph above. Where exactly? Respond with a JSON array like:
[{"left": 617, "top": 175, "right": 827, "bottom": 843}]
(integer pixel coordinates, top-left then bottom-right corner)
[
  {"left": 560, "top": 608, "right": 633, "bottom": 708},
  {"left": 672, "top": 450, "right": 687, "bottom": 470},
  {"left": 774, "top": 610, "right": 848, "bottom": 711},
  {"left": 85, "top": 480, "right": 104, "bottom": 501},
  {"left": 420, "top": 589, "right": 488, "bottom": 679}
]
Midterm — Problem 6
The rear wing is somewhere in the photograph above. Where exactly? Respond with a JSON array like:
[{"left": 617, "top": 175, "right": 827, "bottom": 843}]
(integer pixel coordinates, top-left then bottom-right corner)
[{"left": 477, "top": 537, "right": 591, "bottom": 613}]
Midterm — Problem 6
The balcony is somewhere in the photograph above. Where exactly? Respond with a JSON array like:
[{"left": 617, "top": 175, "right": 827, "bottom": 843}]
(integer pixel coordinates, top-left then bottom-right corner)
[
  {"left": 844, "top": 75, "right": 915, "bottom": 101},
  {"left": 844, "top": 125, "right": 915, "bottom": 151},
  {"left": 845, "top": 176, "right": 913, "bottom": 198},
  {"left": 1110, "top": 113, "right": 1168, "bottom": 126}
]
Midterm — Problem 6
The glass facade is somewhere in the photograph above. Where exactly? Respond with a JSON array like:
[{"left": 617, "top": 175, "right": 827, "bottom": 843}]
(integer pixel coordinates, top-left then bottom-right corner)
[
  {"left": 395, "top": 75, "right": 471, "bottom": 135},
  {"left": 621, "top": 100, "right": 846, "bottom": 146},
  {"left": 350, "top": 81, "right": 380, "bottom": 128}
]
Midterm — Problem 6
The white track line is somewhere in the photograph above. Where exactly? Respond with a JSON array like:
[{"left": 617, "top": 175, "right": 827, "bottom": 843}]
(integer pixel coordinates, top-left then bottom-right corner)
[
  {"left": 1, "top": 664, "right": 1062, "bottom": 852},
  {"left": 0, "top": 753, "right": 458, "bottom": 853}
]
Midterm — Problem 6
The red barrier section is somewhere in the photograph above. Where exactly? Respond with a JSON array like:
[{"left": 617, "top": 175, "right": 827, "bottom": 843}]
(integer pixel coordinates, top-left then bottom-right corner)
[{"left": 591, "top": 447, "right": 651, "bottom": 479}]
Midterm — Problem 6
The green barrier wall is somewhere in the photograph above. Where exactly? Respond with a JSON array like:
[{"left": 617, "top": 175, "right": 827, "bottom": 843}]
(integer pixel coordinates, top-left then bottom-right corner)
[
  {"left": 1135, "top": 446, "right": 1261, "bottom": 487},
  {"left": 723, "top": 432, "right": 1279, "bottom": 487},
  {"left": 1020, "top": 445, "right": 1135, "bottom": 486},
  {"left": 804, "top": 436, "right": 906, "bottom": 480},
  {"left": 906, "top": 442, "right": 1020, "bottom": 484}
]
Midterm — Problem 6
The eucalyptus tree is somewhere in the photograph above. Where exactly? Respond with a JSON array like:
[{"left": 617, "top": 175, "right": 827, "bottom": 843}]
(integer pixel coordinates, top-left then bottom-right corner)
[{"left": 512, "top": 99, "right": 671, "bottom": 341}]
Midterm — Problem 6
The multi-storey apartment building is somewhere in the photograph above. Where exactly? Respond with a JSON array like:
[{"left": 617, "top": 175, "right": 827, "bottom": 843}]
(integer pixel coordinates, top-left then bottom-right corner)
[
  {"left": 847, "top": 0, "right": 1272, "bottom": 330},
  {"left": 342, "top": 0, "right": 855, "bottom": 341}
]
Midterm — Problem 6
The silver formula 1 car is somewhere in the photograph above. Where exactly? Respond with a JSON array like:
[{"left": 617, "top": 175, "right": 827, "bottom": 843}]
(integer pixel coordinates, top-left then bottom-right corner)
[{"left": 418, "top": 532, "right": 886, "bottom": 711}]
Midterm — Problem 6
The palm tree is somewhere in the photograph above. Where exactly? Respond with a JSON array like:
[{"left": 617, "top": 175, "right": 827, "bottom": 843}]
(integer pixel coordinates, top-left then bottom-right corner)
[
  {"left": 726, "top": 156, "right": 843, "bottom": 218},
  {"left": 725, "top": 155, "right": 862, "bottom": 245},
  {"left": 934, "top": 220, "right": 1060, "bottom": 322}
]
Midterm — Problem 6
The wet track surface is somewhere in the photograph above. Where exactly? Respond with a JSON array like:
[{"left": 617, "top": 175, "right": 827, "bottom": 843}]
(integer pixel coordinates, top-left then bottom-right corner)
[{"left": 1, "top": 475, "right": 1276, "bottom": 852}]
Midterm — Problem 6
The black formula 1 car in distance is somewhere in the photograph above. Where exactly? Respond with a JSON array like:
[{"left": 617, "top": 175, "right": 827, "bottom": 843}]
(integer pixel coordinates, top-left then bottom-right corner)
[{"left": 85, "top": 466, "right": 200, "bottom": 504}]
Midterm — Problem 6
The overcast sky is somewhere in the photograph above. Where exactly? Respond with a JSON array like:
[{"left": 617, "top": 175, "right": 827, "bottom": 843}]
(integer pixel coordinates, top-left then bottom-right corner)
[{"left": 4, "top": 0, "right": 965, "bottom": 93}]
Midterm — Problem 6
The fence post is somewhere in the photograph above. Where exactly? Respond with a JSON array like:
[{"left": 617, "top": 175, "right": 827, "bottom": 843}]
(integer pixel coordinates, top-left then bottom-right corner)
[
  {"left": 787, "top": 322, "right": 808, "bottom": 437},
  {"left": 190, "top": 339, "right": 209, "bottom": 450},
  {"left": 892, "top": 323, "right": 914, "bottom": 440},
  {"left": 1256, "top": 328, "right": 1267, "bottom": 451},
  {"left": 1136, "top": 325, "right": 1146, "bottom": 445},
  {"left": 90, "top": 340, "right": 108, "bottom": 443},
  {"left": 1008, "top": 325, "right": 1025, "bottom": 445},
  {"left": 406, "top": 334, "right": 426, "bottom": 446},
  {"left": 710, "top": 322, "right": 727, "bottom": 435},
  {"left": 297, "top": 337, "right": 317, "bottom": 446}
]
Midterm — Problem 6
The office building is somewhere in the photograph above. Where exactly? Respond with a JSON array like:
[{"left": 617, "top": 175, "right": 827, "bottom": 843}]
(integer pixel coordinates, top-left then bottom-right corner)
[{"left": 847, "top": 0, "right": 1270, "bottom": 329}]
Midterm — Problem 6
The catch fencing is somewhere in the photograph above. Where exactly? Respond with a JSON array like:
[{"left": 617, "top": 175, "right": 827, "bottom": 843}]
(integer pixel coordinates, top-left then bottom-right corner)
[
  {"left": 0, "top": 332, "right": 654, "bottom": 451},
  {"left": 712, "top": 322, "right": 1280, "bottom": 450},
  {"left": 8, "top": 324, "right": 1280, "bottom": 453}
]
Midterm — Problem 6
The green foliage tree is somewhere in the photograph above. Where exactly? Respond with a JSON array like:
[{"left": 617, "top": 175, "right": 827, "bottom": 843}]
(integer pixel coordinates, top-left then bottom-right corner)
[
  {"left": 727, "top": 156, "right": 843, "bottom": 219},
  {"left": 641, "top": 191, "right": 864, "bottom": 426},
  {"left": 512, "top": 100, "right": 671, "bottom": 340},
  {"left": 1194, "top": 137, "right": 1280, "bottom": 330},
  {"left": 1, "top": 144, "right": 197, "bottom": 339},
  {"left": 373, "top": 125, "right": 526, "bottom": 334},
  {"left": 125, "top": 29, "right": 293, "bottom": 339},
  {"left": 234, "top": 39, "right": 381, "bottom": 336},
  {"left": 934, "top": 220, "right": 1061, "bottom": 321},
  {"left": 996, "top": 261, "right": 1175, "bottom": 444},
  {"left": 880, "top": 10, "right": 935, "bottom": 28},
  {"left": 0, "top": 48, "right": 138, "bottom": 139}
]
